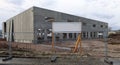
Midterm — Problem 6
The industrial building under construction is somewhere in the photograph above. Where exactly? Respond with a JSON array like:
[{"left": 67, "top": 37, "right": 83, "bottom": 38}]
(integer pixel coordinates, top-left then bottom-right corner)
[{"left": 2, "top": 6, "right": 108, "bottom": 43}]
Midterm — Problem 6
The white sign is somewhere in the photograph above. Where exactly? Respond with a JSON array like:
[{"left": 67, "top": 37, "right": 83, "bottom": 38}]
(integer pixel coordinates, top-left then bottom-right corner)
[{"left": 52, "top": 22, "right": 82, "bottom": 33}]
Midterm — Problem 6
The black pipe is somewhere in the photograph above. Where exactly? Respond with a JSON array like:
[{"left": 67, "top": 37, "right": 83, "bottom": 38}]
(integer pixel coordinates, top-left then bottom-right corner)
[
  {"left": 2, "top": 56, "right": 13, "bottom": 61},
  {"left": 104, "top": 59, "right": 113, "bottom": 65},
  {"left": 51, "top": 56, "right": 57, "bottom": 62}
]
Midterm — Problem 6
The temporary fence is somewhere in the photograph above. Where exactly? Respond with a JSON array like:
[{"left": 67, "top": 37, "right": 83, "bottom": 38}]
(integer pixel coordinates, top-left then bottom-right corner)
[{"left": 0, "top": 32, "right": 120, "bottom": 58}]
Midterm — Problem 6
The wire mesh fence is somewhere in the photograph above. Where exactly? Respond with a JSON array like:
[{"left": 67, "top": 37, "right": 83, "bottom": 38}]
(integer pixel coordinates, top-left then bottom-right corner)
[{"left": 0, "top": 32, "right": 120, "bottom": 64}]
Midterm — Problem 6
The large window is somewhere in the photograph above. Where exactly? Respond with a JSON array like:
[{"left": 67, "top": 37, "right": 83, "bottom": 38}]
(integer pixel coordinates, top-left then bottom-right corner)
[
  {"left": 83, "top": 32, "right": 86, "bottom": 38},
  {"left": 93, "top": 24, "right": 96, "bottom": 27},
  {"left": 90, "top": 32, "right": 92, "bottom": 38},
  {"left": 100, "top": 25, "right": 103, "bottom": 28},
  {"left": 63, "top": 33, "right": 67, "bottom": 38},
  {"left": 69, "top": 33, "right": 72, "bottom": 38}
]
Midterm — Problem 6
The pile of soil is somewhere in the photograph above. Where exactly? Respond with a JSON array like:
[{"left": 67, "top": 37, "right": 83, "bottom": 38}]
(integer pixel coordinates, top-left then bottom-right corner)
[
  {"left": 0, "top": 41, "right": 8, "bottom": 48},
  {"left": 0, "top": 38, "right": 6, "bottom": 41},
  {"left": 108, "top": 34, "right": 120, "bottom": 44}
]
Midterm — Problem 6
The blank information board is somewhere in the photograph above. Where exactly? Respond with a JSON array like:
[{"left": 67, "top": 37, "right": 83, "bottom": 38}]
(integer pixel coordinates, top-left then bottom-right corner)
[{"left": 52, "top": 22, "right": 82, "bottom": 33}]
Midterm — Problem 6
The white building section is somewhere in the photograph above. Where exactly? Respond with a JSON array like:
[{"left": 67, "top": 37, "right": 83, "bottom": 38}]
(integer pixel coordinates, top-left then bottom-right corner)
[{"left": 52, "top": 22, "right": 82, "bottom": 33}]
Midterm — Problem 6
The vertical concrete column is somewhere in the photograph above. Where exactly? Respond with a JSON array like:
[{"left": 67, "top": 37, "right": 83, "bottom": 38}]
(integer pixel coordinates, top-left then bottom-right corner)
[
  {"left": 59, "top": 33, "right": 63, "bottom": 40},
  {"left": 67, "top": 33, "right": 69, "bottom": 39},
  {"left": 54, "top": 33, "right": 56, "bottom": 43},
  {"left": 85, "top": 32, "right": 86, "bottom": 39},
  {"left": 72, "top": 33, "right": 74, "bottom": 39},
  {"left": 41, "top": 29, "right": 44, "bottom": 38},
  {"left": 96, "top": 32, "right": 99, "bottom": 39},
  {"left": 93, "top": 32, "right": 94, "bottom": 38},
  {"left": 34, "top": 30, "right": 38, "bottom": 43},
  {"left": 95, "top": 32, "right": 97, "bottom": 39},
  {"left": 85, "top": 32, "right": 87, "bottom": 39},
  {"left": 41, "top": 32, "right": 43, "bottom": 38},
  {"left": 76, "top": 33, "right": 79, "bottom": 39},
  {"left": 44, "top": 29, "right": 47, "bottom": 41},
  {"left": 2, "top": 33, "right": 5, "bottom": 38},
  {"left": 88, "top": 32, "right": 91, "bottom": 39}
]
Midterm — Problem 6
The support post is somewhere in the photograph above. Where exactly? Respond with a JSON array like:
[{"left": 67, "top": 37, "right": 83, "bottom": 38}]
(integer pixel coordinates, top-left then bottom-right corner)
[
  {"left": 73, "top": 33, "right": 82, "bottom": 54},
  {"left": 52, "top": 32, "right": 55, "bottom": 52},
  {"left": 104, "top": 31, "right": 108, "bottom": 59},
  {"left": 59, "top": 33, "right": 63, "bottom": 40},
  {"left": 44, "top": 29, "right": 47, "bottom": 41},
  {"left": 9, "top": 21, "right": 12, "bottom": 58},
  {"left": 104, "top": 29, "right": 113, "bottom": 65},
  {"left": 2, "top": 21, "right": 13, "bottom": 61},
  {"left": 72, "top": 33, "right": 75, "bottom": 39},
  {"left": 67, "top": 33, "right": 69, "bottom": 39}
]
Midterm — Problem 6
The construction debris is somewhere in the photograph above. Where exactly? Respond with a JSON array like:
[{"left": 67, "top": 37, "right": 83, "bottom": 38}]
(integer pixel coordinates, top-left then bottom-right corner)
[{"left": 108, "top": 34, "right": 120, "bottom": 44}]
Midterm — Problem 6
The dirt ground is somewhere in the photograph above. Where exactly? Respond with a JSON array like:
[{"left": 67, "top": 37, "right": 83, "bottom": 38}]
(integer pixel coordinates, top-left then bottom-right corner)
[
  {"left": 0, "top": 57, "right": 109, "bottom": 65},
  {"left": 51, "top": 39, "right": 120, "bottom": 58},
  {"left": 0, "top": 39, "right": 120, "bottom": 58},
  {"left": 0, "top": 39, "right": 119, "bottom": 65}
]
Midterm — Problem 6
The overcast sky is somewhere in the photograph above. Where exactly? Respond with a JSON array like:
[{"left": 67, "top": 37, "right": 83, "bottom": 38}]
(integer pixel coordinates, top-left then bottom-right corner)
[{"left": 0, "top": 0, "right": 120, "bottom": 30}]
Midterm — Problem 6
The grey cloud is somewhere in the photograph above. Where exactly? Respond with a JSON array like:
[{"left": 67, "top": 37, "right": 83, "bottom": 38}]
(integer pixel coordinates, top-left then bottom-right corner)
[
  {"left": 0, "top": 0, "right": 120, "bottom": 30},
  {"left": 92, "top": 13, "right": 114, "bottom": 19},
  {"left": 44, "top": 0, "right": 56, "bottom": 6},
  {"left": 111, "top": 26, "right": 120, "bottom": 30},
  {"left": 8, "top": 0, "right": 23, "bottom": 5}
]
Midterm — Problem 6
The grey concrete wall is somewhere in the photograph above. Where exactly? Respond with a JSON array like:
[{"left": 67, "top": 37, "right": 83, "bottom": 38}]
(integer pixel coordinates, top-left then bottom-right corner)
[
  {"left": 81, "top": 17, "right": 108, "bottom": 32},
  {"left": 33, "top": 7, "right": 108, "bottom": 40},
  {"left": 33, "top": 7, "right": 62, "bottom": 42},
  {"left": 80, "top": 17, "right": 108, "bottom": 39}
]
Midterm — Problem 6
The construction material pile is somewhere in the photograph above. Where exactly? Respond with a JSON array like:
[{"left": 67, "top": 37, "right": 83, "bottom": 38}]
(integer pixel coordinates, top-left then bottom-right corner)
[
  {"left": 0, "top": 41, "right": 8, "bottom": 49},
  {"left": 0, "top": 38, "right": 6, "bottom": 41},
  {"left": 108, "top": 33, "right": 120, "bottom": 44}
]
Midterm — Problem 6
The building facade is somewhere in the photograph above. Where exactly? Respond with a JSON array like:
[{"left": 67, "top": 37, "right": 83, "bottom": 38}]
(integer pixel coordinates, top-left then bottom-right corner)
[{"left": 2, "top": 6, "right": 108, "bottom": 43}]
